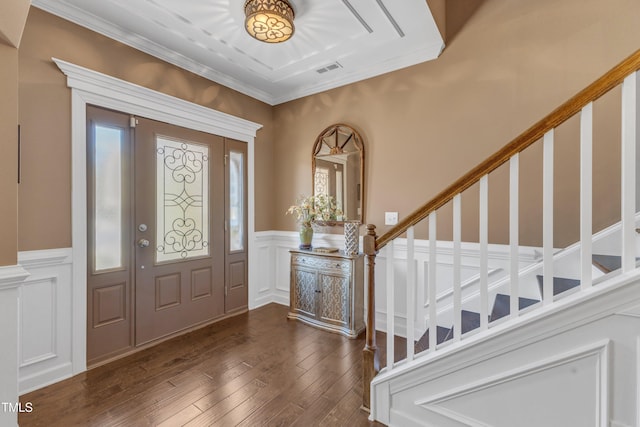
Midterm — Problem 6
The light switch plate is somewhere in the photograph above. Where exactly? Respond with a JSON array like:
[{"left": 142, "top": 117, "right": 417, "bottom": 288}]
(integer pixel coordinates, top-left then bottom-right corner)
[{"left": 385, "top": 212, "right": 399, "bottom": 225}]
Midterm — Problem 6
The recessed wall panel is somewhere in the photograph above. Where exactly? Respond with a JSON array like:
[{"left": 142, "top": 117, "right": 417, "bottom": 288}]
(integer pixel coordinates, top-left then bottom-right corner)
[
  {"left": 20, "top": 278, "right": 57, "bottom": 367},
  {"left": 155, "top": 274, "right": 181, "bottom": 310},
  {"left": 229, "top": 260, "right": 246, "bottom": 290},
  {"left": 93, "top": 282, "right": 126, "bottom": 327},
  {"left": 191, "top": 267, "right": 212, "bottom": 300}
]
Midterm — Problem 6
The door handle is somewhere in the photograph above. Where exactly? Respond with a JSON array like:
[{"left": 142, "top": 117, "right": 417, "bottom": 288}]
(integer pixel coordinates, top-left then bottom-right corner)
[{"left": 138, "top": 238, "right": 150, "bottom": 248}]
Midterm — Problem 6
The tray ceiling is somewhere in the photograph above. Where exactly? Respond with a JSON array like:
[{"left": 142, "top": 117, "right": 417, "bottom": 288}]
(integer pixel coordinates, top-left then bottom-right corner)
[{"left": 32, "top": 0, "right": 444, "bottom": 105}]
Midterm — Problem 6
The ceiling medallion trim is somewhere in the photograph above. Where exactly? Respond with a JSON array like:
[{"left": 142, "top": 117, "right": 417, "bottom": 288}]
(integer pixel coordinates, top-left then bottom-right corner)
[{"left": 244, "top": 0, "right": 295, "bottom": 43}]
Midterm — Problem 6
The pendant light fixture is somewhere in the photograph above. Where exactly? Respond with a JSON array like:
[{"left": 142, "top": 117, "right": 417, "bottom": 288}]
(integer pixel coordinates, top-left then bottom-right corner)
[{"left": 244, "top": 0, "right": 295, "bottom": 43}]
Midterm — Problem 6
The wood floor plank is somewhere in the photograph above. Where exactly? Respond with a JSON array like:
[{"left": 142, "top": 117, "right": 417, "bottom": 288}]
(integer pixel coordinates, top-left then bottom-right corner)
[
  {"left": 19, "top": 304, "right": 383, "bottom": 427},
  {"left": 265, "top": 402, "right": 306, "bottom": 427},
  {"left": 289, "top": 396, "right": 338, "bottom": 427},
  {"left": 319, "top": 388, "right": 363, "bottom": 426},
  {"left": 186, "top": 379, "right": 267, "bottom": 426},
  {"left": 156, "top": 403, "right": 202, "bottom": 427},
  {"left": 235, "top": 395, "right": 301, "bottom": 427}
]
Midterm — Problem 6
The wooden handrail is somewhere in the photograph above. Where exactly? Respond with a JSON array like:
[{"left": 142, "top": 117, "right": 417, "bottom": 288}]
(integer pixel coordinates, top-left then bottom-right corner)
[{"left": 376, "top": 48, "right": 640, "bottom": 250}]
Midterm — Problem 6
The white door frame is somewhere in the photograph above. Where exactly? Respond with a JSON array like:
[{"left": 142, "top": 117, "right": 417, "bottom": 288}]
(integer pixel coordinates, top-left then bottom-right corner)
[{"left": 54, "top": 58, "right": 262, "bottom": 374}]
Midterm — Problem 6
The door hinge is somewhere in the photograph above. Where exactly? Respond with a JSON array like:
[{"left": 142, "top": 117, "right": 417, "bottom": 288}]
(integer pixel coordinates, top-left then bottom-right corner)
[
  {"left": 224, "top": 154, "right": 228, "bottom": 166},
  {"left": 225, "top": 286, "right": 228, "bottom": 296},
  {"left": 129, "top": 116, "right": 138, "bottom": 128},
  {"left": 224, "top": 220, "right": 228, "bottom": 232}
]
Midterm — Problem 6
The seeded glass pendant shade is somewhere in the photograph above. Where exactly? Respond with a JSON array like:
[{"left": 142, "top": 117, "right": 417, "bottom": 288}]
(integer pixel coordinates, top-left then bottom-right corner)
[{"left": 244, "top": 0, "right": 295, "bottom": 43}]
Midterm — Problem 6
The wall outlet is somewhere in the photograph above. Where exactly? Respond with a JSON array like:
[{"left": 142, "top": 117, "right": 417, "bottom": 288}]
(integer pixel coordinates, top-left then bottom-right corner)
[{"left": 385, "top": 212, "right": 398, "bottom": 225}]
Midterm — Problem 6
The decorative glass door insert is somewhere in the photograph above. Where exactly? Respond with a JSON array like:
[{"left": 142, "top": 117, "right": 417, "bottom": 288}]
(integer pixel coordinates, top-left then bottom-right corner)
[
  {"left": 156, "top": 136, "right": 210, "bottom": 263},
  {"left": 228, "top": 150, "right": 244, "bottom": 252}
]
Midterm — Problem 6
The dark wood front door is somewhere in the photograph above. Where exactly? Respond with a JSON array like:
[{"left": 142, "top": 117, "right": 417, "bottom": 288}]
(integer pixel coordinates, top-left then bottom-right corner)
[
  {"left": 133, "top": 117, "right": 225, "bottom": 346},
  {"left": 224, "top": 139, "right": 248, "bottom": 314},
  {"left": 86, "top": 106, "right": 134, "bottom": 365},
  {"left": 87, "top": 107, "right": 247, "bottom": 365}
]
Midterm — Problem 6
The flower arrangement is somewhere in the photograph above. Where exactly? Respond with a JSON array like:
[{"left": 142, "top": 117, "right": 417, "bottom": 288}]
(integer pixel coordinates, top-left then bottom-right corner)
[{"left": 286, "top": 194, "right": 343, "bottom": 227}]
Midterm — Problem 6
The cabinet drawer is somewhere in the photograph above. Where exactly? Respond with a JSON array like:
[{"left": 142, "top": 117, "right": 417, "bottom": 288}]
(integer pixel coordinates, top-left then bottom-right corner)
[{"left": 291, "top": 254, "right": 351, "bottom": 274}]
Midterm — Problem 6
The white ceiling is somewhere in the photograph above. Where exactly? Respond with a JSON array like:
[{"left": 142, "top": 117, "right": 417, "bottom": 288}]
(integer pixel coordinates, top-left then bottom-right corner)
[{"left": 31, "top": 0, "right": 444, "bottom": 105}]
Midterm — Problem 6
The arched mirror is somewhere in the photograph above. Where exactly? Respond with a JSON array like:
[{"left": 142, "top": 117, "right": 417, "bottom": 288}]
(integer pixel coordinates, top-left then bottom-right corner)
[{"left": 312, "top": 124, "right": 365, "bottom": 223}]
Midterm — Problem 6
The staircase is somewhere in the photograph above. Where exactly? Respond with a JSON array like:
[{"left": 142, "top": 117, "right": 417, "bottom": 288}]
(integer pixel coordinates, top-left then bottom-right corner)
[
  {"left": 415, "top": 253, "right": 625, "bottom": 352},
  {"left": 361, "top": 49, "right": 640, "bottom": 426}
]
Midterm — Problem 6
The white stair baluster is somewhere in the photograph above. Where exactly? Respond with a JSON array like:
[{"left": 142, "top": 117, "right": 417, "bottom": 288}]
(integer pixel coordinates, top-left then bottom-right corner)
[
  {"left": 621, "top": 72, "right": 638, "bottom": 272},
  {"left": 479, "top": 175, "right": 489, "bottom": 330},
  {"left": 510, "top": 154, "right": 520, "bottom": 317},
  {"left": 428, "top": 212, "right": 438, "bottom": 351},
  {"left": 406, "top": 227, "right": 415, "bottom": 362},
  {"left": 543, "top": 130, "right": 554, "bottom": 304},
  {"left": 453, "top": 194, "right": 462, "bottom": 341},
  {"left": 581, "top": 103, "right": 593, "bottom": 289},
  {"left": 386, "top": 240, "right": 395, "bottom": 370}
]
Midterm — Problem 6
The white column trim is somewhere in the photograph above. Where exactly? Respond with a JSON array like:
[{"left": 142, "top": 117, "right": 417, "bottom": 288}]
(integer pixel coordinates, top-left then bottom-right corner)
[
  {"left": 53, "top": 59, "right": 262, "bottom": 375},
  {"left": 0, "top": 265, "right": 28, "bottom": 427},
  {"left": 543, "top": 130, "right": 554, "bottom": 305},
  {"left": 580, "top": 103, "right": 593, "bottom": 289}
]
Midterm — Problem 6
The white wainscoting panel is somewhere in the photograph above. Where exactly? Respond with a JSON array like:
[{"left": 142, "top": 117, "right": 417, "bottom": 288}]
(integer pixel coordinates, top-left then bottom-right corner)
[
  {"left": 0, "top": 263, "right": 29, "bottom": 427},
  {"left": 251, "top": 232, "right": 277, "bottom": 308},
  {"left": 251, "top": 231, "right": 541, "bottom": 339},
  {"left": 415, "top": 340, "right": 609, "bottom": 427},
  {"left": 18, "top": 248, "right": 73, "bottom": 395},
  {"left": 251, "top": 231, "right": 348, "bottom": 309}
]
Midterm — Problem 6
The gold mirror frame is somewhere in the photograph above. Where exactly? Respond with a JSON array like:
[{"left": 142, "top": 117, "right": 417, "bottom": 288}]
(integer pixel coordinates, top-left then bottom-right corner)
[{"left": 312, "top": 124, "right": 365, "bottom": 224}]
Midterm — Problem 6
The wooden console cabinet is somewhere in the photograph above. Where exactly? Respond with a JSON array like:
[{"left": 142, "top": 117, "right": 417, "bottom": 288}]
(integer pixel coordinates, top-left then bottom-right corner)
[{"left": 288, "top": 249, "right": 364, "bottom": 338}]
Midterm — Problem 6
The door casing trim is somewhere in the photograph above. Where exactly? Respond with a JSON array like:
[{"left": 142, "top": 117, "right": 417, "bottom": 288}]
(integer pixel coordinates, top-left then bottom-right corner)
[{"left": 53, "top": 58, "right": 263, "bottom": 375}]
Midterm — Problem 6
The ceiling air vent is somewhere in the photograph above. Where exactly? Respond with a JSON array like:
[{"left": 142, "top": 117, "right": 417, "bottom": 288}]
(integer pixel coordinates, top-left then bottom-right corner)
[{"left": 316, "top": 62, "right": 343, "bottom": 74}]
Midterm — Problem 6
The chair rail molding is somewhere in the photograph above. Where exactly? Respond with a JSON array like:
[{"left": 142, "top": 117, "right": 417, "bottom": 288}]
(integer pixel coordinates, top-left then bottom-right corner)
[{"left": 54, "top": 58, "right": 262, "bottom": 376}]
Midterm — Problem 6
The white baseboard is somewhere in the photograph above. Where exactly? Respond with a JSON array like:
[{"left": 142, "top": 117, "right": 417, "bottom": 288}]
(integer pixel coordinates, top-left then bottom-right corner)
[{"left": 19, "top": 362, "right": 73, "bottom": 395}]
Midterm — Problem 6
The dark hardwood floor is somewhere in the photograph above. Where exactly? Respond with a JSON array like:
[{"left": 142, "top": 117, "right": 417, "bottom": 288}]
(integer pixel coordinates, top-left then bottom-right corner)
[{"left": 19, "top": 303, "right": 385, "bottom": 427}]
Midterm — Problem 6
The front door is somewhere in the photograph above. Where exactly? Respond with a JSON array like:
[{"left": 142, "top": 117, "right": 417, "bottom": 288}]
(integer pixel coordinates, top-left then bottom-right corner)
[
  {"left": 87, "top": 106, "right": 246, "bottom": 365},
  {"left": 133, "top": 117, "right": 225, "bottom": 346},
  {"left": 224, "top": 139, "right": 248, "bottom": 314}
]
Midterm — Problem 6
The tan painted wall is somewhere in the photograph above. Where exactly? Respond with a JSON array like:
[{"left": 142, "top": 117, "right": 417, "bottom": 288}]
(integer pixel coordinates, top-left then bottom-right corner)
[
  {"left": 14, "top": 1, "right": 640, "bottom": 252},
  {"left": 0, "top": 0, "right": 30, "bottom": 48},
  {"left": 273, "top": 0, "right": 640, "bottom": 247},
  {"left": 17, "top": 8, "right": 275, "bottom": 252},
  {"left": 0, "top": 43, "right": 19, "bottom": 266}
]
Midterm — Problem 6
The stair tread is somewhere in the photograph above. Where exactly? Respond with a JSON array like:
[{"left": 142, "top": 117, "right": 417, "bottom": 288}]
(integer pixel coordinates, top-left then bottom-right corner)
[
  {"left": 461, "top": 310, "right": 481, "bottom": 334},
  {"left": 490, "top": 294, "right": 539, "bottom": 322},
  {"left": 441, "top": 310, "right": 482, "bottom": 342},
  {"left": 536, "top": 275, "right": 581, "bottom": 296},
  {"left": 415, "top": 326, "right": 451, "bottom": 353},
  {"left": 592, "top": 254, "right": 621, "bottom": 273},
  {"left": 592, "top": 254, "right": 640, "bottom": 273}
]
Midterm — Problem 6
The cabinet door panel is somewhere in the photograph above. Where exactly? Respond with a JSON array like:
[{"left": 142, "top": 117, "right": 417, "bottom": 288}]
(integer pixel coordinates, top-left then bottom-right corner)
[
  {"left": 319, "top": 274, "right": 349, "bottom": 326},
  {"left": 293, "top": 269, "right": 317, "bottom": 317}
]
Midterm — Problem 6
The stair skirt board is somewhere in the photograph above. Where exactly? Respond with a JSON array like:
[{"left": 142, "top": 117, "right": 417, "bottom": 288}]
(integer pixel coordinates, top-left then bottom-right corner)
[{"left": 371, "top": 272, "right": 640, "bottom": 427}]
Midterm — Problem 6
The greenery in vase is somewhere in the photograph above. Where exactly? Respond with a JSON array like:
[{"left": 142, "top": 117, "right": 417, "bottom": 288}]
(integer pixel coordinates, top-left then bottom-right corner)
[{"left": 286, "top": 194, "right": 343, "bottom": 227}]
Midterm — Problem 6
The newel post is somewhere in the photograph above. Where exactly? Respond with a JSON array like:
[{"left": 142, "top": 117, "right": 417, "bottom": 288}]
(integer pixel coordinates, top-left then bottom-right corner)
[{"left": 362, "top": 224, "right": 380, "bottom": 410}]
